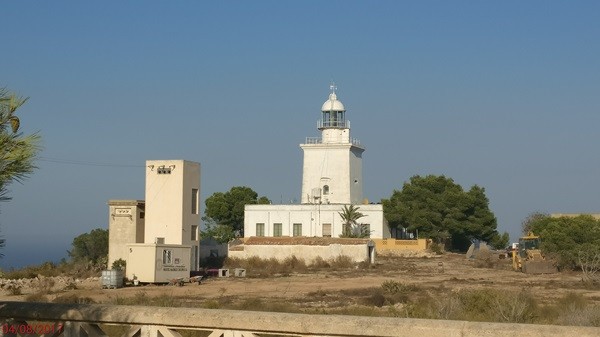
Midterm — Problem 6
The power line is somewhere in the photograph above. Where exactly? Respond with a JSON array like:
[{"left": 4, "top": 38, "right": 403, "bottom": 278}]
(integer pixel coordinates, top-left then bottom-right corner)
[{"left": 39, "top": 156, "right": 144, "bottom": 168}]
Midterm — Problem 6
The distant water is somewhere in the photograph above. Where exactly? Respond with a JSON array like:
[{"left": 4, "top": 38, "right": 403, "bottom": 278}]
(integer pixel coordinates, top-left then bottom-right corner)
[{"left": 0, "top": 241, "right": 68, "bottom": 270}]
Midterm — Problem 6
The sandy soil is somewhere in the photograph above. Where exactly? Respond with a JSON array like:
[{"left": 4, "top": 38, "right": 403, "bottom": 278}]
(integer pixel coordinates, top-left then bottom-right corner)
[{"left": 2, "top": 253, "right": 599, "bottom": 307}]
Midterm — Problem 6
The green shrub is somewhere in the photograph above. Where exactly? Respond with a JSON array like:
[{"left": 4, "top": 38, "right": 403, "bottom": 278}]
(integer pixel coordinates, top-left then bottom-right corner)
[
  {"left": 364, "top": 290, "right": 386, "bottom": 307},
  {"left": 282, "top": 255, "right": 308, "bottom": 273},
  {"left": 330, "top": 255, "right": 353, "bottom": 269},
  {"left": 111, "top": 259, "right": 126, "bottom": 271},
  {"left": 53, "top": 294, "right": 95, "bottom": 304},
  {"left": 232, "top": 297, "right": 300, "bottom": 313},
  {"left": 493, "top": 289, "right": 537, "bottom": 323},
  {"left": 111, "top": 291, "right": 179, "bottom": 307},
  {"left": 25, "top": 292, "right": 48, "bottom": 302},
  {"left": 473, "top": 250, "right": 500, "bottom": 269},
  {"left": 556, "top": 305, "right": 600, "bottom": 327},
  {"left": 308, "top": 287, "right": 327, "bottom": 297},
  {"left": 428, "top": 242, "right": 444, "bottom": 255},
  {"left": 310, "top": 256, "right": 330, "bottom": 268},
  {"left": 200, "top": 255, "right": 226, "bottom": 269},
  {"left": 6, "top": 284, "right": 22, "bottom": 295},
  {"left": 381, "top": 280, "right": 415, "bottom": 304},
  {"left": 202, "top": 300, "right": 221, "bottom": 309},
  {"left": 381, "top": 280, "right": 415, "bottom": 294},
  {"left": 545, "top": 292, "right": 600, "bottom": 327},
  {"left": 34, "top": 277, "right": 55, "bottom": 293},
  {"left": 327, "top": 305, "right": 382, "bottom": 317},
  {"left": 528, "top": 215, "right": 600, "bottom": 270}
]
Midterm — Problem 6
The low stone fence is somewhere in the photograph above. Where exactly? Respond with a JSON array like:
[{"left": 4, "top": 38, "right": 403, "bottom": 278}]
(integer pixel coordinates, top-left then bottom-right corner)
[
  {"left": 372, "top": 238, "right": 428, "bottom": 254},
  {"left": 1, "top": 301, "right": 599, "bottom": 337},
  {"left": 229, "top": 237, "right": 373, "bottom": 263},
  {"left": 229, "top": 243, "right": 370, "bottom": 262}
]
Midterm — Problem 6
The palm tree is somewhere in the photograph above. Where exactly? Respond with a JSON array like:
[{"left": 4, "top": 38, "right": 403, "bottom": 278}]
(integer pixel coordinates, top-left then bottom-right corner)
[{"left": 338, "top": 205, "right": 367, "bottom": 238}]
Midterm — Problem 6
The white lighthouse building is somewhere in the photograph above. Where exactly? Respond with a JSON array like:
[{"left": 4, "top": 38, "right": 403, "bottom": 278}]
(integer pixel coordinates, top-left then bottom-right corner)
[
  {"left": 301, "top": 86, "right": 364, "bottom": 205},
  {"left": 243, "top": 86, "right": 390, "bottom": 239}
]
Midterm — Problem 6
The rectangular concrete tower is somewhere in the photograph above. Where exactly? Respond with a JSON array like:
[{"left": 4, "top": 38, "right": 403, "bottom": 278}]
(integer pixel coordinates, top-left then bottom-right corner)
[{"left": 144, "top": 160, "right": 200, "bottom": 269}]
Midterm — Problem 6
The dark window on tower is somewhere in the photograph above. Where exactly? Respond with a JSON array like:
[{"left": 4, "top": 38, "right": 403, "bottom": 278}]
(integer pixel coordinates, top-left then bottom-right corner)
[{"left": 192, "top": 188, "right": 199, "bottom": 214}]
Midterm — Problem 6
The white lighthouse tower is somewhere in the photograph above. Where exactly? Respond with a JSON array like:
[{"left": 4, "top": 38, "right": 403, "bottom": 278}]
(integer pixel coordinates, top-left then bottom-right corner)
[
  {"left": 243, "top": 85, "right": 389, "bottom": 240},
  {"left": 300, "top": 85, "right": 364, "bottom": 204}
]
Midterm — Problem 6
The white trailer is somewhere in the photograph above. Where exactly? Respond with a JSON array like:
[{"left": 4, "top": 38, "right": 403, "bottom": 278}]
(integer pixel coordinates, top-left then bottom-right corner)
[{"left": 127, "top": 243, "right": 191, "bottom": 283}]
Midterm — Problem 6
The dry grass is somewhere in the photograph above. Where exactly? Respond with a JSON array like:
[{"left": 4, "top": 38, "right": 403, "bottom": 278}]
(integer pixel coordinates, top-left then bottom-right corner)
[
  {"left": 223, "top": 255, "right": 359, "bottom": 277},
  {"left": 10, "top": 254, "right": 600, "bottom": 327}
]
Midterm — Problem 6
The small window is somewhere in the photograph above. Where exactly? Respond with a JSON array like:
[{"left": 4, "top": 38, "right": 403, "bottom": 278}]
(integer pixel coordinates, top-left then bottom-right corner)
[
  {"left": 140, "top": 211, "right": 145, "bottom": 219},
  {"left": 191, "top": 225, "right": 198, "bottom": 241},
  {"left": 192, "top": 188, "right": 199, "bottom": 214},
  {"left": 162, "top": 249, "right": 172, "bottom": 265},
  {"left": 256, "top": 223, "right": 265, "bottom": 237},
  {"left": 293, "top": 223, "right": 302, "bottom": 237},
  {"left": 323, "top": 185, "right": 329, "bottom": 195},
  {"left": 273, "top": 223, "right": 282, "bottom": 237}
]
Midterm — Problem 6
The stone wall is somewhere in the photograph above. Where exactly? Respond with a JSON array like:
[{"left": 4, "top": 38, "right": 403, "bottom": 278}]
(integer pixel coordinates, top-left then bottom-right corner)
[{"left": 229, "top": 243, "right": 370, "bottom": 263}]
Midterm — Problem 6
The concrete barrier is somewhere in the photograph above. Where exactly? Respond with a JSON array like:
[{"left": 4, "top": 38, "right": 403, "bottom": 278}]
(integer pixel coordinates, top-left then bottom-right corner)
[{"left": 1, "top": 301, "right": 599, "bottom": 337}]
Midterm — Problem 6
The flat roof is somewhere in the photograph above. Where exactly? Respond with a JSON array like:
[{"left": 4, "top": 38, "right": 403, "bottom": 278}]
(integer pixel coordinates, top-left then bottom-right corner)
[{"left": 108, "top": 200, "right": 145, "bottom": 206}]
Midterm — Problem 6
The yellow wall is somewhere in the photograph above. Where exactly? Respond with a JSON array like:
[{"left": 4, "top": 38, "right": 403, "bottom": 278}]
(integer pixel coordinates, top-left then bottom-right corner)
[{"left": 373, "top": 238, "right": 428, "bottom": 253}]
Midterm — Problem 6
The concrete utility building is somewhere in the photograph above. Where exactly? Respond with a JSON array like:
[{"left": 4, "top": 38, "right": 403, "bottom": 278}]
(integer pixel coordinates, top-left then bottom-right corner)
[
  {"left": 244, "top": 86, "right": 390, "bottom": 240},
  {"left": 107, "top": 200, "right": 145, "bottom": 268},
  {"left": 108, "top": 160, "right": 201, "bottom": 283}
]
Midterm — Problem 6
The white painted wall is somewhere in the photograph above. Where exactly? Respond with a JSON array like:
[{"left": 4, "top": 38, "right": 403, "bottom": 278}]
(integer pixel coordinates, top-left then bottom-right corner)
[
  {"left": 229, "top": 243, "right": 371, "bottom": 263},
  {"left": 300, "top": 143, "right": 364, "bottom": 205},
  {"left": 244, "top": 204, "right": 390, "bottom": 239}
]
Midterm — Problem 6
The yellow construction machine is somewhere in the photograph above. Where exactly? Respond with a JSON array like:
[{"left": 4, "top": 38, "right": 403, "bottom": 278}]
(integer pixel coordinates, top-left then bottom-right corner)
[{"left": 512, "top": 232, "right": 557, "bottom": 274}]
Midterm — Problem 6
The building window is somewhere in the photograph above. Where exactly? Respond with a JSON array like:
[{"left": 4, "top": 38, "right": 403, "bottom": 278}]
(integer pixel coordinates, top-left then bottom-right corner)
[
  {"left": 162, "top": 249, "right": 172, "bottom": 265},
  {"left": 192, "top": 188, "right": 199, "bottom": 214},
  {"left": 322, "top": 223, "right": 332, "bottom": 237},
  {"left": 140, "top": 211, "right": 145, "bottom": 219},
  {"left": 191, "top": 225, "right": 198, "bottom": 241},
  {"left": 323, "top": 185, "right": 329, "bottom": 195},
  {"left": 256, "top": 223, "right": 265, "bottom": 237},
  {"left": 273, "top": 223, "right": 282, "bottom": 237},
  {"left": 293, "top": 223, "right": 302, "bottom": 237}
]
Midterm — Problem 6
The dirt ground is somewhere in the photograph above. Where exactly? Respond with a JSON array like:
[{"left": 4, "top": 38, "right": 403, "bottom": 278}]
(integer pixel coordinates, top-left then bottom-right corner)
[{"left": 3, "top": 253, "right": 599, "bottom": 310}]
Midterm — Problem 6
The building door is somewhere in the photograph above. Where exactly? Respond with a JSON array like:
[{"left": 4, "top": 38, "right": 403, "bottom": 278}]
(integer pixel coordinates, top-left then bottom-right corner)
[{"left": 322, "top": 223, "right": 332, "bottom": 237}]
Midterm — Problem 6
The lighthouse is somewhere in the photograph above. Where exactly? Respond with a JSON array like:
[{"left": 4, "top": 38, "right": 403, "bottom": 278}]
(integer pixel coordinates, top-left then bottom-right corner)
[
  {"left": 300, "top": 85, "right": 364, "bottom": 204},
  {"left": 243, "top": 84, "right": 389, "bottom": 240}
]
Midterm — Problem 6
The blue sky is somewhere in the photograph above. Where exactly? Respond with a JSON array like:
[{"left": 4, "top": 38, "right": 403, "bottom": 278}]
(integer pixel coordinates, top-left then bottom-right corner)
[{"left": 2, "top": 1, "right": 599, "bottom": 268}]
